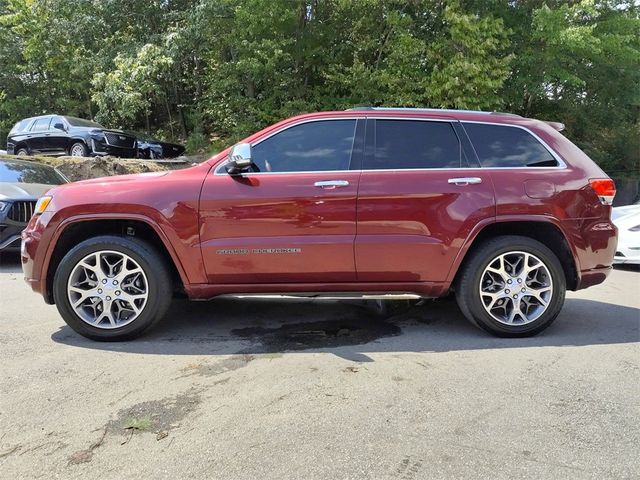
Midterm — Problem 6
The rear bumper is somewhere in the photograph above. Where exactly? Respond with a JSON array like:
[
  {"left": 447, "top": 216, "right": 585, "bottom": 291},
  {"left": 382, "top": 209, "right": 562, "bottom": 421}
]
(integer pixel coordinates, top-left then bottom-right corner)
[
  {"left": 577, "top": 266, "right": 613, "bottom": 289},
  {"left": 562, "top": 218, "right": 618, "bottom": 290}
]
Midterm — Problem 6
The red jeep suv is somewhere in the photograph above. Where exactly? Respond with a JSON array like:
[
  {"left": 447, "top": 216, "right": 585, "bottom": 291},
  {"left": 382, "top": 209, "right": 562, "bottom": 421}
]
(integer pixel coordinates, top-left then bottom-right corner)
[{"left": 20, "top": 108, "right": 617, "bottom": 341}]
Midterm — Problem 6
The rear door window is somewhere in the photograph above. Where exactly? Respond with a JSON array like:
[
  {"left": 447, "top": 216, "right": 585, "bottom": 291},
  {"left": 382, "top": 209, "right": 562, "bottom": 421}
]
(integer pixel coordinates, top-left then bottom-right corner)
[
  {"left": 367, "top": 120, "right": 461, "bottom": 169},
  {"left": 463, "top": 123, "right": 558, "bottom": 168},
  {"left": 251, "top": 120, "right": 357, "bottom": 172},
  {"left": 30, "top": 117, "right": 52, "bottom": 131}
]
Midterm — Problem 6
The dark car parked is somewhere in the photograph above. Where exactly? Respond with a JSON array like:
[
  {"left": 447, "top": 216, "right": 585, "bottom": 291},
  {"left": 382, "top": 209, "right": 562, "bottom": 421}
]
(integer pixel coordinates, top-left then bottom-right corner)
[
  {"left": 0, "top": 159, "right": 68, "bottom": 251},
  {"left": 130, "top": 132, "right": 185, "bottom": 160},
  {"left": 6, "top": 115, "right": 137, "bottom": 158}
]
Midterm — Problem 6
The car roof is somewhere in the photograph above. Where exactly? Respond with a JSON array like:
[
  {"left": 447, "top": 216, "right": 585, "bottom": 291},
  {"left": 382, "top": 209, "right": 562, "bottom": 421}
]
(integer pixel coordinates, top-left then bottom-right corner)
[
  {"left": 257, "top": 108, "right": 564, "bottom": 133},
  {"left": 346, "top": 106, "right": 522, "bottom": 117}
]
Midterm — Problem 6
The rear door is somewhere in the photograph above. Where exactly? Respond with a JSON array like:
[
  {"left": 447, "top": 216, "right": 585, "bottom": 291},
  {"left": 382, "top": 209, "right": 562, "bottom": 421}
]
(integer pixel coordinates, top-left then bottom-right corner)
[
  {"left": 26, "top": 117, "right": 52, "bottom": 153},
  {"left": 199, "top": 118, "right": 364, "bottom": 284},
  {"left": 355, "top": 117, "right": 495, "bottom": 282}
]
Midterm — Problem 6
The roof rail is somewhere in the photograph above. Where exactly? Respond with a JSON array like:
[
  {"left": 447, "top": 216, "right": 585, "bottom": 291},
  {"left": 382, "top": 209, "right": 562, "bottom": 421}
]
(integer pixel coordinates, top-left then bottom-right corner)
[{"left": 345, "top": 107, "right": 521, "bottom": 117}]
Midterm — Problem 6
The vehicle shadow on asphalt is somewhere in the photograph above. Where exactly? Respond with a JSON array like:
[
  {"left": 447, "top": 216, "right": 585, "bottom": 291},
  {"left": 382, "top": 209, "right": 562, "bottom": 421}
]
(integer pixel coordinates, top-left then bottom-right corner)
[
  {"left": 2, "top": 252, "right": 636, "bottom": 359},
  {"left": 0, "top": 253, "right": 23, "bottom": 273},
  {"left": 49, "top": 294, "right": 640, "bottom": 360}
]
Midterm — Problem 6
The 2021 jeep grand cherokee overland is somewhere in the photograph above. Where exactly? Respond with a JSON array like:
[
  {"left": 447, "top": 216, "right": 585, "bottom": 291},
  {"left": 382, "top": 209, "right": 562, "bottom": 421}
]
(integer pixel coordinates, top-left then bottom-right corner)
[{"left": 21, "top": 108, "right": 617, "bottom": 341}]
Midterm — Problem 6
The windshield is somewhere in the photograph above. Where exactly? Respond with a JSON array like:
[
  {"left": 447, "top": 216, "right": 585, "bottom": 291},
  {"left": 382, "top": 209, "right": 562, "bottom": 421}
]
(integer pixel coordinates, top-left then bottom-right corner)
[
  {"left": 0, "top": 161, "right": 67, "bottom": 185},
  {"left": 65, "top": 116, "right": 103, "bottom": 128}
]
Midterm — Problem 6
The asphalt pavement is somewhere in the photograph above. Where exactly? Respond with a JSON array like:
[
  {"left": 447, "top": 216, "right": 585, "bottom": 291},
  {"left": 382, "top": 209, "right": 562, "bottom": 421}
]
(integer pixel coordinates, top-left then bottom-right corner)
[{"left": 0, "top": 252, "right": 638, "bottom": 479}]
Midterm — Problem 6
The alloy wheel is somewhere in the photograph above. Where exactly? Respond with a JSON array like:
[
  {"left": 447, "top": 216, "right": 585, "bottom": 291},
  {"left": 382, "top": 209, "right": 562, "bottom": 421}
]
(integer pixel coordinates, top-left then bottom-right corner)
[
  {"left": 67, "top": 250, "right": 149, "bottom": 329},
  {"left": 479, "top": 251, "right": 553, "bottom": 325},
  {"left": 70, "top": 144, "right": 86, "bottom": 157}
]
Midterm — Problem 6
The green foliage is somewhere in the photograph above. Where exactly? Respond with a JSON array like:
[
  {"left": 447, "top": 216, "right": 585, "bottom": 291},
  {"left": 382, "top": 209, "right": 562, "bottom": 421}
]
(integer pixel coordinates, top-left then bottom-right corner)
[{"left": 0, "top": 0, "right": 637, "bottom": 174}]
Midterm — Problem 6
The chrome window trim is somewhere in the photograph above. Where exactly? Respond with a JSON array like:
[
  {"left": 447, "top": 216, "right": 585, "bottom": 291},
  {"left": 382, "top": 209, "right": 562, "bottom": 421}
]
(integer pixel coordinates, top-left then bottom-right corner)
[{"left": 213, "top": 116, "right": 568, "bottom": 176}]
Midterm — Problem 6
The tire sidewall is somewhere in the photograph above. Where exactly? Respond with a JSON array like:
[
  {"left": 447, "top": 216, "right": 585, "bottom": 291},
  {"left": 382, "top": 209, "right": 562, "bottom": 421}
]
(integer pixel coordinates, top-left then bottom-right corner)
[
  {"left": 463, "top": 238, "right": 566, "bottom": 336},
  {"left": 53, "top": 236, "right": 170, "bottom": 341}
]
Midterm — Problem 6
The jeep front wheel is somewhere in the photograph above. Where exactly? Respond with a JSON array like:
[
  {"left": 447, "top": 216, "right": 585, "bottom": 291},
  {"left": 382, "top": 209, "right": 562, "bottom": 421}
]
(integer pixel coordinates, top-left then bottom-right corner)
[
  {"left": 53, "top": 235, "right": 173, "bottom": 341},
  {"left": 455, "top": 236, "right": 566, "bottom": 337}
]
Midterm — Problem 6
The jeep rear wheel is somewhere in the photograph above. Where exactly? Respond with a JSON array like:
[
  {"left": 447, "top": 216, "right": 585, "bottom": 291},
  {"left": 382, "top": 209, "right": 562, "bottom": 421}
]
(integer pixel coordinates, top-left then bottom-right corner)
[
  {"left": 455, "top": 236, "right": 566, "bottom": 337},
  {"left": 53, "top": 235, "right": 173, "bottom": 341}
]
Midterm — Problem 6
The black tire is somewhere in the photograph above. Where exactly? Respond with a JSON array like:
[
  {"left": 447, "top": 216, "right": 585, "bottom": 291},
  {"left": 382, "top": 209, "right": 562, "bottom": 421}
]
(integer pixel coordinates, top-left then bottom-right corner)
[
  {"left": 455, "top": 235, "right": 566, "bottom": 337},
  {"left": 69, "top": 141, "right": 89, "bottom": 157},
  {"left": 16, "top": 148, "right": 29, "bottom": 156},
  {"left": 53, "top": 235, "right": 173, "bottom": 341}
]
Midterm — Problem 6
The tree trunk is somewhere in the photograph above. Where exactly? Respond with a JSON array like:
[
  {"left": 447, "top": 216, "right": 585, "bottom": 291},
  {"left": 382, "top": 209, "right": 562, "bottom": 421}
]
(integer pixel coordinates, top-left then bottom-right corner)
[{"left": 174, "top": 82, "right": 188, "bottom": 138}]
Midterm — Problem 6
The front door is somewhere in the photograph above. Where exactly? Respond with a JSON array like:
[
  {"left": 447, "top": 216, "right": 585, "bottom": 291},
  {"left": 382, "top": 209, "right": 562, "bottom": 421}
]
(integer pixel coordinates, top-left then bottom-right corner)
[
  {"left": 199, "top": 118, "right": 364, "bottom": 284},
  {"left": 47, "top": 116, "right": 70, "bottom": 154},
  {"left": 355, "top": 117, "right": 496, "bottom": 283}
]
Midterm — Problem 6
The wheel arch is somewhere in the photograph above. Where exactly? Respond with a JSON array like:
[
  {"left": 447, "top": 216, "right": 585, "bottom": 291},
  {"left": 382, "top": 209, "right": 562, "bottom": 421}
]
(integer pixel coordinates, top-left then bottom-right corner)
[
  {"left": 13, "top": 141, "right": 29, "bottom": 153},
  {"left": 67, "top": 137, "right": 90, "bottom": 154},
  {"left": 449, "top": 218, "right": 579, "bottom": 291},
  {"left": 44, "top": 217, "right": 187, "bottom": 304}
]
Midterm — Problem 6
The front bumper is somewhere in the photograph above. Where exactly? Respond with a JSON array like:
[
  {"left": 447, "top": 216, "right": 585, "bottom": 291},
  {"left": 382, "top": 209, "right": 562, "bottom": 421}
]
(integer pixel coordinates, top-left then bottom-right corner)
[
  {"left": 21, "top": 211, "right": 54, "bottom": 303},
  {"left": 90, "top": 138, "right": 137, "bottom": 158},
  {"left": 0, "top": 223, "right": 26, "bottom": 251},
  {"left": 0, "top": 231, "right": 22, "bottom": 251},
  {"left": 614, "top": 246, "right": 640, "bottom": 265}
]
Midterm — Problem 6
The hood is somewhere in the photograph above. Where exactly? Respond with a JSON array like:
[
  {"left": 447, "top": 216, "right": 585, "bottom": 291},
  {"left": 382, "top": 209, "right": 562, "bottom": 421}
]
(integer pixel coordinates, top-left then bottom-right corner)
[
  {"left": 0, "top": 182, "right": 54, "bottom": 200},
  {"left": 612, "top": 204, "right": 640, "bottom": 220},
  {"left": 613, "top": 211, "right": 640, "bottom": 230},
  {"left": 65, "top": 171, "right": 170, "bottom": 187}
]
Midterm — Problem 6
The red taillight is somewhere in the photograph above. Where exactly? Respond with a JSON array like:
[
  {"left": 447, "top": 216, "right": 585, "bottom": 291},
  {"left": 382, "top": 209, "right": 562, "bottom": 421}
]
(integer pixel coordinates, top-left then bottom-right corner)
[{"left": 589, "top": 178, "right": 616, "bottom": 205}]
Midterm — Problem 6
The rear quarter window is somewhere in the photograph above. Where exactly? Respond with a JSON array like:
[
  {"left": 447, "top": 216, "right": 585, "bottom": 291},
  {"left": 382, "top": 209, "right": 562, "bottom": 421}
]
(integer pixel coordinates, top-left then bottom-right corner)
[
  {"left": 9, "top": 119, "right": 33, "bottom": 135},
  {"left": 463, "top": 123, "right": 558, "bottom": 168}
]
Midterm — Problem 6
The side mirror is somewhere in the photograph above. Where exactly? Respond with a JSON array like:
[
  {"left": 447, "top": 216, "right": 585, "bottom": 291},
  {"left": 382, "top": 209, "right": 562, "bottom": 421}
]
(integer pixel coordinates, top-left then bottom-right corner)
[
  {"left": 226, "top": 143, "right": 254, "bottom": 175},
  {"left": 53, "top": 123, "right": 66, "bottom": 131}
]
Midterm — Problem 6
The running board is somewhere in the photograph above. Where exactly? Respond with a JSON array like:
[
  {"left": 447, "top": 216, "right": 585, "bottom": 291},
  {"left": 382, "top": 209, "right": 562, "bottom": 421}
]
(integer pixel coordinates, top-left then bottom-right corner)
[{"left": 216, "top": 293, "right": 424, "bottom": 301}]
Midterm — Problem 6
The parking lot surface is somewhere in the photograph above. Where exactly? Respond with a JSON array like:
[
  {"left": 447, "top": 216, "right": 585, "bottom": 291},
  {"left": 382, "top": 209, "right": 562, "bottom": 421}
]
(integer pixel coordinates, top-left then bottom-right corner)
[{"left": 0, "top": 252, "right": 638, "bottom": 479}]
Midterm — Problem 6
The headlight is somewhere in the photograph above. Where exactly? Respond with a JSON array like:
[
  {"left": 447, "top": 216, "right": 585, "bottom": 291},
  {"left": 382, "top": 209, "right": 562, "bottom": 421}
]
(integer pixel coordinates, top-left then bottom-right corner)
[
  {"left": 34, "top": 196, "right": 53, "bottom": 215},
  {"left": 630, "top": 225, "right": 640, "bottom": 232},
  {"left": 0, "top": 201, "right": 9, "bottom": 212}
]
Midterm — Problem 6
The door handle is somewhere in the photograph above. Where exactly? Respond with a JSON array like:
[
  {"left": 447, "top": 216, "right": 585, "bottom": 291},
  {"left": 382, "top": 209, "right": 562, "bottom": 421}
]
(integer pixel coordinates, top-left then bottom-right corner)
[
  {"left": 447, "top": 177, "right": 482, "bottom": 186},
  {"left": 314, "top": 180, "right": 350, "bottom": 189}
]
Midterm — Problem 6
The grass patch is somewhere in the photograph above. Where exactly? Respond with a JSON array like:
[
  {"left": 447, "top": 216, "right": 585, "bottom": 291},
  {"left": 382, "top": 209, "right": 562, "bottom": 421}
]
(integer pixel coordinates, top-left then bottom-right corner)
[{"left": 124, "top": 415, "right": 154, "bottom": 431}]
